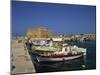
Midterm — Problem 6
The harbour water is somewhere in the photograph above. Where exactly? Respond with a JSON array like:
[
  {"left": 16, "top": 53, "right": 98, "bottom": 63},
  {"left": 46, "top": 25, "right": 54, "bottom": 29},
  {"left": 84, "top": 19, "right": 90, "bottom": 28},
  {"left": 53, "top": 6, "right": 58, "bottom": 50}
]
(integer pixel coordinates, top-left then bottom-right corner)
[{"left": 30, "top": 40, "right": 96, "bottom": 73}]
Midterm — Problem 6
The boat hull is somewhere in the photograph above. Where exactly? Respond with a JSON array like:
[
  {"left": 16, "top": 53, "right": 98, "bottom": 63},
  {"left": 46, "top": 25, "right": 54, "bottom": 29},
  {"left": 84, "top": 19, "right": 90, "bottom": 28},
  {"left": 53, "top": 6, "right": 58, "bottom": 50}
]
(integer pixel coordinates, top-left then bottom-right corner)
[{"left": 36, "top": 54, "right": 83, "bottom": 62}]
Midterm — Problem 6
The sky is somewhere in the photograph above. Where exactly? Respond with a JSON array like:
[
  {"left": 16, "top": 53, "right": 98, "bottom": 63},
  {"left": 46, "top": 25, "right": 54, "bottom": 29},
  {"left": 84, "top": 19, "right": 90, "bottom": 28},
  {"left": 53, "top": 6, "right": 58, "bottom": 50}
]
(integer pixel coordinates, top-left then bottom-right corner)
[{"left": 12, "top": 1, "right": 96, "bottom": 36}]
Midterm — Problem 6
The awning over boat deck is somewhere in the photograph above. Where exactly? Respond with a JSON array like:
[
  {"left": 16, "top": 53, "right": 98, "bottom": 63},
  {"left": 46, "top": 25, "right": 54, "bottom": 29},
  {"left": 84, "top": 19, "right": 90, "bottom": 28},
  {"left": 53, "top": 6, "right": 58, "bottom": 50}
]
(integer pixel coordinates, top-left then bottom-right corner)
[{"left": 34, "top": 47, "right": 58, "bottom": 52}]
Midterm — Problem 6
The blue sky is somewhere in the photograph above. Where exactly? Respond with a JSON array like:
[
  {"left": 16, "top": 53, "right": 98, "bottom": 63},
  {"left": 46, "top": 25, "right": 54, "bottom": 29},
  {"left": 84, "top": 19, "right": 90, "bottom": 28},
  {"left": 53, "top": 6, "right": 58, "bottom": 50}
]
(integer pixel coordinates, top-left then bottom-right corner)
[{"left": 12, "top": 1, "right": 96, "bottom": 36}]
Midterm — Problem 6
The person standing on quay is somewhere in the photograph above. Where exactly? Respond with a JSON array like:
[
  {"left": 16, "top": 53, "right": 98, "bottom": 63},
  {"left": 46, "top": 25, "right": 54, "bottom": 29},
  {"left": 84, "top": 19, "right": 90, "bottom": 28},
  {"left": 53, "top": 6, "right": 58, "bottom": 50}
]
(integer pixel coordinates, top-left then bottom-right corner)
[{"left": 25, "top": 38, "right": 33, "bottom": 52}]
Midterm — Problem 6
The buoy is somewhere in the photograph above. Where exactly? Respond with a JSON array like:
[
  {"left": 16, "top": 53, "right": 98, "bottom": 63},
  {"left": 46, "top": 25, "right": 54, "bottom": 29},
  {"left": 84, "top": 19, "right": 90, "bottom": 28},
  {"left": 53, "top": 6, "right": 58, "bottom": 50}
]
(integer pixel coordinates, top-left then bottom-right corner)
[{"left": 82, "top": 65, "right": 86, "bottom": 68}]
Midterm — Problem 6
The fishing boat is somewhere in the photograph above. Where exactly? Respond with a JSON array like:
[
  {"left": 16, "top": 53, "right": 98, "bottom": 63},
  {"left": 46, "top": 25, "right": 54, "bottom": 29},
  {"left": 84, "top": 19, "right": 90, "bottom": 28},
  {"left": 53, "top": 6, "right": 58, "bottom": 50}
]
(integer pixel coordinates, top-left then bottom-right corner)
[{"left": 32, "top": 43, "right": 86, "bottom": 62}]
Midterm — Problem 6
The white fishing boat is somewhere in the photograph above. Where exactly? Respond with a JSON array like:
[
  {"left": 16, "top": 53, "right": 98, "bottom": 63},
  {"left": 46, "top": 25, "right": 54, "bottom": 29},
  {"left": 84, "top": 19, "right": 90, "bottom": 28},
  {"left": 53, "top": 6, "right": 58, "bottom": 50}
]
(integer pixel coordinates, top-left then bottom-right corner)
[{"left": 32, "top": 43, "right": 86, "bottom": 62}]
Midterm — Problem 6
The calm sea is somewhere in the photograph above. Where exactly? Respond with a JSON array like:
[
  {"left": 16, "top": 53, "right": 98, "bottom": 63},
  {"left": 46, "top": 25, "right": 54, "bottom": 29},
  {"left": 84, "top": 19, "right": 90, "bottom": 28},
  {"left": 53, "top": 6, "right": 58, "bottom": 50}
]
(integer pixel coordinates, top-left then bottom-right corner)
[{"left": 30, "top": 40, "right": 96, "bottom": 73}]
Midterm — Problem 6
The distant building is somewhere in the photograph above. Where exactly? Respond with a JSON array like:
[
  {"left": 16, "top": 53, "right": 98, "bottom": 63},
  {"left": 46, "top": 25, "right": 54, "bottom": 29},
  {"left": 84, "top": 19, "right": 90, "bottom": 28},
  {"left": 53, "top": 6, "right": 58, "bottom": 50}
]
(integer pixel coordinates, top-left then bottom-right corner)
[
  {"left": 26, "top": 27, "right": 53, "bottom": 38},
  {"left": 84, "top": 34, "right": 96, "bottom": 40},
  {"left": 72, "top": 34, "right": 96, "bottom": 40}
]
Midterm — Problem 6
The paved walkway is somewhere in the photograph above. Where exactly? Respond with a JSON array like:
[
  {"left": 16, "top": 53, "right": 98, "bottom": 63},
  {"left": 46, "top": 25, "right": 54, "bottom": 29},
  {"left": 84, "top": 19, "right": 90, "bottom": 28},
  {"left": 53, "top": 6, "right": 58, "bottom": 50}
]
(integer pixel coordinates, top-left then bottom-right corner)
[{"left": 11, "top": 39, "right": 36, "bottom": 74}]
